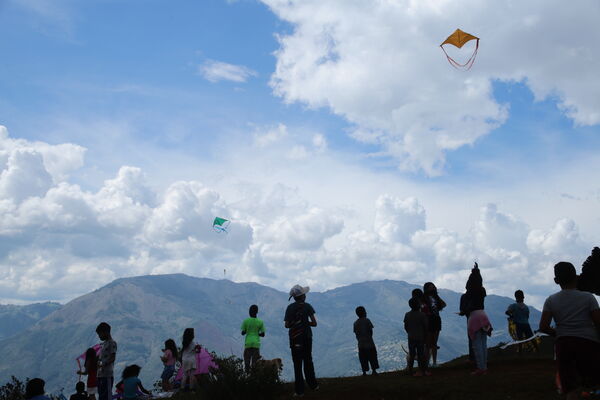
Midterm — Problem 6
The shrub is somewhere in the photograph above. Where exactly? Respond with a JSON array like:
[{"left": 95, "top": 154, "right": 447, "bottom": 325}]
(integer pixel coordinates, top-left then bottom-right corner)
[
  {"left": 0, "top": 377, "right": 26, "bottom": 400},
  {"left": 199, "top": 355, "right": 284, "bottom": 400}
]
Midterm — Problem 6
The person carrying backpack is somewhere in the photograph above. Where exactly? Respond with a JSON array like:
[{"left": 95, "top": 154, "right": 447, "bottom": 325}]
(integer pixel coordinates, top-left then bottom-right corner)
[{"left": 284, "top": 285, "right": 319, "bottom": 397}]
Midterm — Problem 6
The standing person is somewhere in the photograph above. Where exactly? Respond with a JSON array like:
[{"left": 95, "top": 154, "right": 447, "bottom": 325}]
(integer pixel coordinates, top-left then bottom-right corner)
[
  {"left": 122, "top": 365, "right": 151, "bottom": 400},
  {"left": 241, "top": 304, "right": 266, "bottom": 372},
  {"left": 460, "top": 262, "right": 487, "bottom": 363},
  {"left": 404, "top": 298, "right": 430, "bottom": 377},
  {"left": 77, "top": 348, "right": 98, "bottom": 400},
  {"left": 539, "top": 262, "right": 600, "bottom": 400},
  {"left": 160, "top": 339, "right": 178, "bottom": 391},
  {"left": 506, "top": 290, "right": 537, "bottom": 352},
  {"left": 96, "top": 322, "right": 117, "bottom": 400},
  {"left": 181, "top": 328, "right": 200, "bottom": 391},
  {"left": 70, "top": 382, "right": 88, "bottom": 400},
  {"left": 353, "top": 306, "right": 379, "bottom": 376},
  {"left": 25, "top": 379, "right": 51, "bottom": 400},
  {"left": 284, "top": 285, "right": 319, "bottom": 397},
  {"left": 423, "top": 282, "right": 446, "bottom": 367},
  {"left": 468, "top": 309, "right": 492, "bottom": 375}
]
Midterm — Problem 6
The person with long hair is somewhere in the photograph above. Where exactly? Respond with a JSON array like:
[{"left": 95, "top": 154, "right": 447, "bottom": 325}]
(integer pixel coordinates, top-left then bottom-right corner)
[
  {"left": 181, "top": 328, "right": 199, "bottom": 391},
  {"left": 160, "top": 339, "right": 178, "bottom": 391},
  {"left": 423, "top": 282, "right": 446, "bottom": 367},
  {"left": 76, "top": 348, "right": 98, "bottom": 400}
]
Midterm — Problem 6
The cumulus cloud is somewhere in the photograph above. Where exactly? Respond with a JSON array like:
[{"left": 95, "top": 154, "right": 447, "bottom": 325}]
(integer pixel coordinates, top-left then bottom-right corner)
[
  {"left": 199, "top": 59, "right": 258, "bottom": 83},
  {"left": 0, "top": 125, "right": 596, "bottom": 306},
  {"left": 262, "top": 0, "right": 600, "bottom": 174}
]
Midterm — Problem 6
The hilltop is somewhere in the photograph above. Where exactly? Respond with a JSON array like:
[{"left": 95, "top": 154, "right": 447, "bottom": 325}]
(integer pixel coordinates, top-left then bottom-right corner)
[{"left": 280, "top": 337, "right": 559, "bottom": 399}]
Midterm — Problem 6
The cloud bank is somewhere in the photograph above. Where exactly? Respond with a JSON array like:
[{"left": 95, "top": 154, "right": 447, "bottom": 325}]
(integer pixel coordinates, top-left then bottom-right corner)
[{"left": 0, "top": 125, "right": 593, "bottom": 306}]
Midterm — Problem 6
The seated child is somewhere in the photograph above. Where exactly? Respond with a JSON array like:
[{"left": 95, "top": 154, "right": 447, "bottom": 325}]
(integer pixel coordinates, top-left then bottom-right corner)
[
  {"left": 121, "top": 365, "right": 151, "bottom": 400},
  {"left": 70, "top": 382, "right": 88, "bottom": 400}
]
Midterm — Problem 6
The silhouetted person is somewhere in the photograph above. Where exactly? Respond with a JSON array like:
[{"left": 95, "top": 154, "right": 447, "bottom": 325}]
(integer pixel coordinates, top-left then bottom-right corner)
[
  {"left": 353, "top": 306, "right": 379, "bottom": 376},
  {"left": 423, "top": 282, "right": 446, "bottom": 367},
  {"left": 460, "top": 262, "right": 487, "bottom": 362},
  {"left": 539, "top": 262, "right": 600, "bottom": 400},
  {"left": 70, "top": 382, "right": 88, "bottom": 400},
  {"left": 284, "top": 285, "right": 319, "bottom": 397},
  {"left": 404, "top": 297, "right": 430, "bottom": 377},
  {"left": 77, "top": 347, "right": 98, "bottom": 400},
  {"left": 506, "top": 290, "right": 537, "bottom": 352},
  {"left": 241, "top": 304, "right": 266, "bottom": 372},
  {"left": 25, "top": 379, "right": 50, "bottom": 400},
  {"left": 96, "top": 322, "right": 117, "bottom": 400}
]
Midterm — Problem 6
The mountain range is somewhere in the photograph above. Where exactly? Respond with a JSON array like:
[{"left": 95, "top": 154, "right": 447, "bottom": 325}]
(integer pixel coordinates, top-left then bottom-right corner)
[
  {"left": 0, "top": 302, "right": 62, "bottom": 341},
  {"left": 0, "top": 274, "right": 540, "bottom": 391}
]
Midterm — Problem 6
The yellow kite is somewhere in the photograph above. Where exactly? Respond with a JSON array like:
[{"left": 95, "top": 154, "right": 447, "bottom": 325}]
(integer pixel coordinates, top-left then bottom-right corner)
[{"left": 440, "top": 29, "right": 479, "bottom": 70}]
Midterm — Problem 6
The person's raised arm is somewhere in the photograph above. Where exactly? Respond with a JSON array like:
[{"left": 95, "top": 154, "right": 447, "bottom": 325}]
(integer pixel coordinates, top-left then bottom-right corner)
[
  {"left": 538, "top": 311, "right": 556, "bottom": 336},
  {"left": 439, "top": 297, "right": 447, "bottom": 311}
]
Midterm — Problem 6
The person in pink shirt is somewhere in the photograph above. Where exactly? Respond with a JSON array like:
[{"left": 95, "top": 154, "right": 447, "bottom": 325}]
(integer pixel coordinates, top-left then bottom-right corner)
[{"left": 160, "top": 339, "right": 178, "bottom": 391}]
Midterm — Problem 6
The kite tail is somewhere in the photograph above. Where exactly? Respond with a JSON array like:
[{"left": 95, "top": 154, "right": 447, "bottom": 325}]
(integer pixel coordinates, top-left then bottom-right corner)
[
  {"left": 441, "top": 39, "right": 479, "bottom": 70},
  {"left": 500, "top": 332, "right": 547, "bottom": 349}
]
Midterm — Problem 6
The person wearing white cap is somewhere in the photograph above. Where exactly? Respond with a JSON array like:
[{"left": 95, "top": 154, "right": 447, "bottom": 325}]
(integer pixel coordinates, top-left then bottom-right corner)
[{"left": 284, "top": 285, "right": 319, "bottom": 397}]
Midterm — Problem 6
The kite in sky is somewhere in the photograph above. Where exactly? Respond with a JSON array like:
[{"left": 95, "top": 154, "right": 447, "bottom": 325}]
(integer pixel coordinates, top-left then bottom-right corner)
[
  {"left": 213, "top": 217, "right": 230, "bottom": 233},
  {"left": 440, "top": 28, "right": 479, "bottom": 70}
]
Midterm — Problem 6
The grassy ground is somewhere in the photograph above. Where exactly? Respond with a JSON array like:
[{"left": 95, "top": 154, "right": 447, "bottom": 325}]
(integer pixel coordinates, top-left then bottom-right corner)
[
  {"left": 174, "top": 338, "right": 571, "bottom": 400},
  {"left": 279, "top": 338, "right": 561, "bottom": 400},
  {"left": 282, "top": 358, "right": 557, "bottom": 400}
]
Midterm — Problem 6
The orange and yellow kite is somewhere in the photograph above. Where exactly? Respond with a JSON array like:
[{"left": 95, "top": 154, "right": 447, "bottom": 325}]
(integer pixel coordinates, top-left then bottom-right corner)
[{"left": 440, "top": 29, "right": 479, "bottom": 70}]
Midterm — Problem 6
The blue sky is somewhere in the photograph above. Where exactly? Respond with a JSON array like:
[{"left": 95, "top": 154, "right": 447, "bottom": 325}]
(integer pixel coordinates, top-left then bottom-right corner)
[{"left": 1, "top": 0, "right": 599, "bottom": 305}]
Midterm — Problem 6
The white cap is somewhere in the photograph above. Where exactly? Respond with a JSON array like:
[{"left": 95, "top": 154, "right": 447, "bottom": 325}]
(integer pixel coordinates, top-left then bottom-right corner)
[{"left": 288, "top": 284, "right": 310, "bottom": 300}]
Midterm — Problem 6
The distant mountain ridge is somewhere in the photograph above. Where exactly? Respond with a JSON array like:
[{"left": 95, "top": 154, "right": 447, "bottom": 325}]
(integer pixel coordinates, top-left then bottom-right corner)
[
  {"left": 0, "top": 302, "right": 62, "bottom": 341},
  {"left": 0, "top": 274, "right": 540, "bottom": 390}
]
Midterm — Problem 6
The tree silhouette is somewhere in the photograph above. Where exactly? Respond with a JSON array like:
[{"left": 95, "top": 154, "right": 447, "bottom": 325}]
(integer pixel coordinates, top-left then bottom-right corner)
[{"left": 578, "top": 247, "right": 600, "bottom": 295}]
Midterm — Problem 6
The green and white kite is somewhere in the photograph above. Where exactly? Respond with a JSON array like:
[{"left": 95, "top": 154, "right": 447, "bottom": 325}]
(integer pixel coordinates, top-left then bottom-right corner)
[{"left": 212, "top": 217, "right": 230, "bottom": 233}]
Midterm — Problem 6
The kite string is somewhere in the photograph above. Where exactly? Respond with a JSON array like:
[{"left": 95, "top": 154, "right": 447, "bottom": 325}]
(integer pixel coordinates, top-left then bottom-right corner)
[{"left": 499, "top": 332, "right": 547, "bottom": 350}]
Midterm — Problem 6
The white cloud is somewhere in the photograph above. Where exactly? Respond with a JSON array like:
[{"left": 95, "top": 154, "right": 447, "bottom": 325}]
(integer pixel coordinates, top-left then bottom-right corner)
[
  {"left": 262, "top": 0, "right": 600, "bottom": 174},
  {"left": 0, "top": 125, "right": 598, "bottom": 307},
  {"left": 199, "top": 59, "right": 258, "bottom": 83}
]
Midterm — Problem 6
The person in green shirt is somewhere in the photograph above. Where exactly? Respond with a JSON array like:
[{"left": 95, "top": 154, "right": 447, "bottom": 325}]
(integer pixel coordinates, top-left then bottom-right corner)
[{"left": 241, "top": 304, "right": 266, "bottom": 372}]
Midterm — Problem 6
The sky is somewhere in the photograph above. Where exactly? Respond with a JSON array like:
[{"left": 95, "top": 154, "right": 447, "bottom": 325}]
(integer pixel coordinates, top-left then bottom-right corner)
[{"left": 1, "top": 0, "right": 599, "bottom": 307}]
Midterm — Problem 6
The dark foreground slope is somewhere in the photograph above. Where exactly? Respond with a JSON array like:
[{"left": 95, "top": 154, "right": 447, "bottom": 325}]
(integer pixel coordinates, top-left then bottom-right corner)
[{"left": 279, "top": 337, "right": 559, "bottom": 400}]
